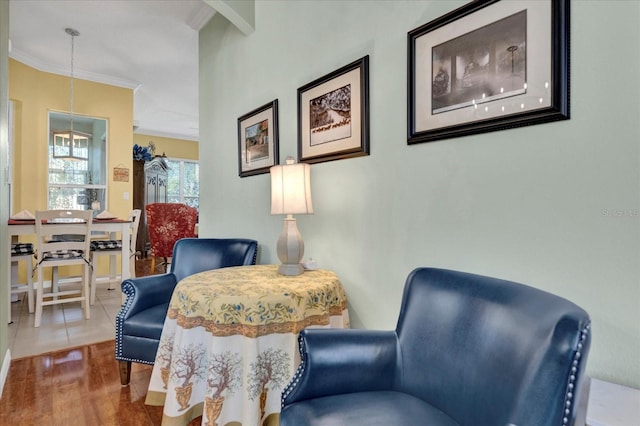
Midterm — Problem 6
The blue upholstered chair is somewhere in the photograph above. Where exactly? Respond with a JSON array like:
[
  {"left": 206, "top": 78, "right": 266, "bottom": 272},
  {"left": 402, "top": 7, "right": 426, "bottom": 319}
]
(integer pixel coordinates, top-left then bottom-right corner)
[
  {"left": 115, "top": 237, "right": 258, "bottom": 385},
  {"left": 281, "top": 268, "right": 591, "bottom": 426}
]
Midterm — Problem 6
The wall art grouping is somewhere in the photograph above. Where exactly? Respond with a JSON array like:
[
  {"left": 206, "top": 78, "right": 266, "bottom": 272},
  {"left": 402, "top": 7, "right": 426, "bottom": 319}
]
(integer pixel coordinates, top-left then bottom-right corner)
[{"left": 237, "top": 0, "right": 570, "bottom": 175}]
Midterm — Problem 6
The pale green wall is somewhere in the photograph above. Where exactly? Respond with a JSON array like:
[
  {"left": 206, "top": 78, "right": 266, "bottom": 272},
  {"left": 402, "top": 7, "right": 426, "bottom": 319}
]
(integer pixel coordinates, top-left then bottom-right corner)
[{"left": 199, "top": 1, "right": 640, "bottom": 388}]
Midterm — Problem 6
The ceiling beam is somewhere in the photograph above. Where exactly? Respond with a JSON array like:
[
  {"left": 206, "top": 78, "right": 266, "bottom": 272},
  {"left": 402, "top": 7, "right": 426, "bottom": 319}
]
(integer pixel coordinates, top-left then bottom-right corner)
[
  {"left": 203, "top": 0, "right": 255, "bottom": 35},
  {"left": 187, "top": 2, "right": 217, "bottom": 31}
]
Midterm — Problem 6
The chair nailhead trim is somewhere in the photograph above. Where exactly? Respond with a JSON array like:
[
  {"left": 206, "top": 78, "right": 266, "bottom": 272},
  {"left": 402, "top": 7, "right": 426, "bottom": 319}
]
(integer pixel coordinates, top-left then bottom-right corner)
[
  {"left": 281, "top": 333, "right": 308, "bottom": 408},
  {"left": 114, "top": 280, "right": 156, "bottom": 366},
  {"left": 562, "top": 322, "right": 590, "bottom": 425}
]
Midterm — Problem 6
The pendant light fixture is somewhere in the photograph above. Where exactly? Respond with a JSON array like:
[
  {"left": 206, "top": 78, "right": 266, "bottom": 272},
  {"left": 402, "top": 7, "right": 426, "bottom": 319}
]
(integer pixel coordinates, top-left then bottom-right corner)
[{"left": 52, "top": 27, "right": 91, "bottom": 161}]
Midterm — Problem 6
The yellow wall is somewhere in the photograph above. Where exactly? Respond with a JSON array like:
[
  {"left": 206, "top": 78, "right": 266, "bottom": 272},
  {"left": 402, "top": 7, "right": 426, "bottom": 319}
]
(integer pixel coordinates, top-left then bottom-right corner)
[
  {"left": 9, "top": 60, "right": 198, "bottom": 280},
  {"left": 9, "top": 59, "right": 134, "bottom": 279},
  {"left": 133, "top": 134, "right": 198, "bottom": 161},
  {"left": 9, "top": 60, "right": 199, "bottom": 217},
  {"left": 9, "top": 59, "right": 134, "bottom": 218}
]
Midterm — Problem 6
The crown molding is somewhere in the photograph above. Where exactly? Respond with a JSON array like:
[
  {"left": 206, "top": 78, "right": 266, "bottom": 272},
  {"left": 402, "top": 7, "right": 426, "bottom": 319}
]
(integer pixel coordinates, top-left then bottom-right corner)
[
  {"left": 134, "top": 127, "right": 199, "bottom": 142},
  {"left": 10, "top": 47, "right": 141, "bottom": 91}
]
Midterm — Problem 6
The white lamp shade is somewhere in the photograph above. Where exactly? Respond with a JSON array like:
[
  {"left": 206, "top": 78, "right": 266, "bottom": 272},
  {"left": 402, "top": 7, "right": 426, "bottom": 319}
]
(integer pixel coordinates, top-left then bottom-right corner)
[{"left": 270, "top": 161, "right": 313, "bottom": 215}]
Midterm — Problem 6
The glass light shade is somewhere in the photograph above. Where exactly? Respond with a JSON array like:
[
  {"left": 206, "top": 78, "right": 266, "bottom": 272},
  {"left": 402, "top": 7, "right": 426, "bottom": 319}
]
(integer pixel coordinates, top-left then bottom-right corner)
[{"left": 52, "top": 130, "right": 91, "bottom": 161}]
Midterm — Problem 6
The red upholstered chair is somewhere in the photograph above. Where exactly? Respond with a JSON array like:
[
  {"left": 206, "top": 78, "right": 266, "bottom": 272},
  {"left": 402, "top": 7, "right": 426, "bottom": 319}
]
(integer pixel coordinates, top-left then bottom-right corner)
[{"left": 145, "top": 203, "right": 198, "bottom": 273}]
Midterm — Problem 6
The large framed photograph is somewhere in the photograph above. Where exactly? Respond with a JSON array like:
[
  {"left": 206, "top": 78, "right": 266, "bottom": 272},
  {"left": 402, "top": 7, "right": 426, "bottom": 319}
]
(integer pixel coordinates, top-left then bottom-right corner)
[
  {"left": 237, "top": 100, "right": 279, "bottom": 177},
  {"left": 298, "top": 55, "right": 370, "bottom": 164},
  {"left": 408, "top": 0, "right": 569, "bottom": 144}
]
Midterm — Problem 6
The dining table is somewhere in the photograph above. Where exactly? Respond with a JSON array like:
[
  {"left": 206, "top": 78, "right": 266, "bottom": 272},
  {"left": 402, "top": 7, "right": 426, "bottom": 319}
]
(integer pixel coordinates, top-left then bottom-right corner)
[
  {"left": 145, "top": 264, "right": 350, "bottom": 426},
  {"left": 7, "top": 217, "right": 132, "bottom": 323}
]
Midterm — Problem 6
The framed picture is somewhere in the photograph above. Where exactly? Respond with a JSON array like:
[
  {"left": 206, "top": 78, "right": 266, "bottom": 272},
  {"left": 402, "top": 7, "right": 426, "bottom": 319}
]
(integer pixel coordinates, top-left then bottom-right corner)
[
  {"left": 298, "top": 55, "right": 370, "bottom": 164},
  {"left": 408, "top": 0, "right": 569, "bottom": 144},
  {"left": 237, "top": 100, "right": 279, "bottom": 177}
]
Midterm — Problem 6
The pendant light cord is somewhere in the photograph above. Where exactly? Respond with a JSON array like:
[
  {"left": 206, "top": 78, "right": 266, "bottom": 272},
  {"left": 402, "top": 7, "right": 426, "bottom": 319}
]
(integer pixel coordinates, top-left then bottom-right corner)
[{"left": 65, "top": 28, "right": 79, "bottom": 131}]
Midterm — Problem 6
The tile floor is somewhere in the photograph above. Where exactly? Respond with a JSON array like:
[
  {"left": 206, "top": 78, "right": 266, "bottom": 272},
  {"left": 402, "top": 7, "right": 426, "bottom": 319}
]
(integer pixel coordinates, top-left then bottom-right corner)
[{"left": 7, "top": 280, "right": 125, "bottom": 359}]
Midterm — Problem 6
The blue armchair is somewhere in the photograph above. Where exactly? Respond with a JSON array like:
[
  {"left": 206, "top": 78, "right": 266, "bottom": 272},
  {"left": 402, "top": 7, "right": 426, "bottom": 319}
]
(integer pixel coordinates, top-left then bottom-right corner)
[
  {"left": 115, "top": 237, "right": 258, "bottom": 385},
  {"left": 281, "top": 268, "right": 591, "bottom": 426}
]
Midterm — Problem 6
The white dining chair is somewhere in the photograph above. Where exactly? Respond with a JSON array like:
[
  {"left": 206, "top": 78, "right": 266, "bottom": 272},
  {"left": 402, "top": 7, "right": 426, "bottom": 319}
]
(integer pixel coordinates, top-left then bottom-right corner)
[
  {"left": 34, "top": 209, "right": 93, "bottom": 328},
  {"left": 89, "top": 209, "right": 141, "bottom": 304},
  {"left": 8, "top": 242, "right": 35, "bottom": 323}
]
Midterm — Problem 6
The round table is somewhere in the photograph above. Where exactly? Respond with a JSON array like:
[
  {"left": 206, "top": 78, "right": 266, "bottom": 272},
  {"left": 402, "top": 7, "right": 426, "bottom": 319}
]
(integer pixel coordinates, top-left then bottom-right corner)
[{"left": 146, "top": 264, "right": 350, "bottom": 426}]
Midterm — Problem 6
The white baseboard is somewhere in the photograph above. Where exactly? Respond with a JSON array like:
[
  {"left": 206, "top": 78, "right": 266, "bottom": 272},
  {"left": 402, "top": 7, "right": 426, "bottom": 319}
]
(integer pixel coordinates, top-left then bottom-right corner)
[{"left": 0, "top": 349, "right": 11, "bottom": 399}]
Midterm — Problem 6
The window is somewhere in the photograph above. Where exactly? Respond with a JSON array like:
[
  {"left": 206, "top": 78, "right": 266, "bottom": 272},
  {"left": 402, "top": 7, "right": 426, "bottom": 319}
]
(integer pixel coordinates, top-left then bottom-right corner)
[
  {"left": 48, "top": 112, "right": 107, "bottom": 210},
  {"left": 167, "top": 158, "right": 199, "bottom": 211}
]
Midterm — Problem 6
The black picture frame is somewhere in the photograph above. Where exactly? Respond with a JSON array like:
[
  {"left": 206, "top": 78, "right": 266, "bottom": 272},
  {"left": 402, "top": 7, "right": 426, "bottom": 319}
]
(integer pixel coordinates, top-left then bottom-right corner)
[
  {"left": 237, "top": 99, "right": 279, "bottom": 177},
  {"left": 298, "top": 55, "right": 370, "bottom": 164},
  {"left": 407, "top": 0, "right": 569, "bottom": 144}
]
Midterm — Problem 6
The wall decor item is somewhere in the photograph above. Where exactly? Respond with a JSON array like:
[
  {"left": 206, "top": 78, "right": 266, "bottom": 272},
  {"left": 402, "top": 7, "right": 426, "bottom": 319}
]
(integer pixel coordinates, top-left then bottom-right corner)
[
  {"left": 113, "top": 165, "right": 129, "bottom": 182},
  {"left": 408, "top": 0, "right": 569, "bottom": 144},
  {"left": 298, "top": 55, "right": 370, "bottom": 164},
  {"left": 237, "top": 99, "right": 279, "bottom": 177}
]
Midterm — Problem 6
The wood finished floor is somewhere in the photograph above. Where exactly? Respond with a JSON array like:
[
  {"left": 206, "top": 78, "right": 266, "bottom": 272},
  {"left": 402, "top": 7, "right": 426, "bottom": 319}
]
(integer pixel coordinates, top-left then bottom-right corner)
[
  {"left": 0, "top": 340, "right": 166, "bottom": 425},
  {"left": 1, "top": 259, "right": 203, "bottom": 425}
]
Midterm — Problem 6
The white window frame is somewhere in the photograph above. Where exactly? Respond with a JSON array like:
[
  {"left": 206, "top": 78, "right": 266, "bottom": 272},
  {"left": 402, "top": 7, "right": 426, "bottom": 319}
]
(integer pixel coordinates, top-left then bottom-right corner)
[{"left": 47, "top": 111, "right": 108, "bottom": 211}]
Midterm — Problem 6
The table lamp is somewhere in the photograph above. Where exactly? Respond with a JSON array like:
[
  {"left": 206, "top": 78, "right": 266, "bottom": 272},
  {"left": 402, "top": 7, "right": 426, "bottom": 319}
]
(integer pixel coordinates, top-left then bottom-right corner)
[{"left": 270, "top": 156, "right": 313, "bottom": 276}]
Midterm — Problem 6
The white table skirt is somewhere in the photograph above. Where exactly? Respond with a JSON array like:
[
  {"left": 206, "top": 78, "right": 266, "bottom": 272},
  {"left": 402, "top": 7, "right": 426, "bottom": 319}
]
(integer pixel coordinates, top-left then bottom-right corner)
[{"left": 146, "top": 310, "right": 350, "bottom": 426}]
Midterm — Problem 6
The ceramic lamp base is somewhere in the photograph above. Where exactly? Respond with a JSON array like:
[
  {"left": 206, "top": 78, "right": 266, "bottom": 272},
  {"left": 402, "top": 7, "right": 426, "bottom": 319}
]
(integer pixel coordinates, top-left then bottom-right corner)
[{"left": 276, "top": 216, "right": 305, "bottom": 276}]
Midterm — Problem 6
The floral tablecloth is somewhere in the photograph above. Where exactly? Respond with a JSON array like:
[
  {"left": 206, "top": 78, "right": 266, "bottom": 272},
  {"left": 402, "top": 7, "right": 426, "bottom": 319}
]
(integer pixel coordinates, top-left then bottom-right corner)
[{"left": 145, "top": 264, "right": 350, "bottom": 426}]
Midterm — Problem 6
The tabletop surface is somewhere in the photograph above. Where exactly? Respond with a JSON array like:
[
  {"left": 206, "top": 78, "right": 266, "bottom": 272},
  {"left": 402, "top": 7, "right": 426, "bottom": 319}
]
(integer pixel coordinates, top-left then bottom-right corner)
[
  {"left": 168, "top": 264, "right": 348, "bottom": 338},
  {"left": 8, "top": 218, "right": 130, "bottom": 225}
]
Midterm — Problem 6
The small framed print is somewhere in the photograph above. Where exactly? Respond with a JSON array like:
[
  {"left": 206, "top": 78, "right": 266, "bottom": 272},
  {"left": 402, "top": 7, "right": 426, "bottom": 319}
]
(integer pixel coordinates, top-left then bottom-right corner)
[
  {"left": 298, "top": 55, "right": 370, "bottom": 164},
  {"left": 113, "top": 166, "right": 129, "bottom": 182},
  {"left": 237, "top": 99, "right": 279, "bottom": 177},
  {"left": 408, "top": 0, "right": 569, "bottom": 144}
]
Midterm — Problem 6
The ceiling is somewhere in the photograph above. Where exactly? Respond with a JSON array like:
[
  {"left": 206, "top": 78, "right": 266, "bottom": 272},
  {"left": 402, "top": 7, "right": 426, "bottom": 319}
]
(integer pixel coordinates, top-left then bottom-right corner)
[{"left": 8, "top": 0, "right": 216, "bottom": 142}]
